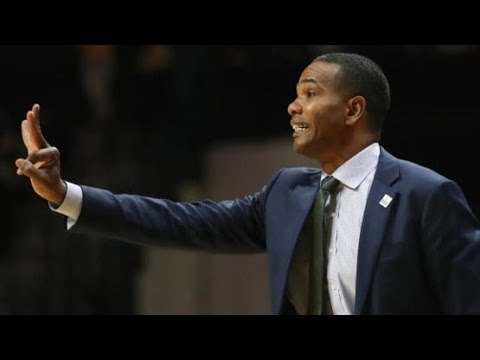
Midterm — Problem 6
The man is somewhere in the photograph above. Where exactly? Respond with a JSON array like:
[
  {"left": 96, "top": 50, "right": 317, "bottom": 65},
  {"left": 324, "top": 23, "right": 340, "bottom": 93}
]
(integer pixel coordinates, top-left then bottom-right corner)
[{"left": 16, "top": 53, "right": 480, "bottom": 314}]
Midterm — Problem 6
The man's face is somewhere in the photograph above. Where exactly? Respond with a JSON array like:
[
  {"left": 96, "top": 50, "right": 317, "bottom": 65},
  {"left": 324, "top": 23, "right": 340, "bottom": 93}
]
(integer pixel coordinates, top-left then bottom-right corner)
[{"left": 288, "top": 61, "right": 348, "bottom": 160}]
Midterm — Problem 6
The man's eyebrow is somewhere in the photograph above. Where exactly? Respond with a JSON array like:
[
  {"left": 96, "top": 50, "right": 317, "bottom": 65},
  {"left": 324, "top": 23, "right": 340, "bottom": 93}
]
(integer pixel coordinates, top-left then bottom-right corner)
[{"left": 298, "top": 78, "right": 322, "bottom": 88}]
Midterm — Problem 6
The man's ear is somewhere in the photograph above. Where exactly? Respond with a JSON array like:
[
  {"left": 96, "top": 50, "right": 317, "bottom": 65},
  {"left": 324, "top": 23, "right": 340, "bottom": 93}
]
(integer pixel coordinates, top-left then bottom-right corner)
[{"left": 345, "top": 96, "right": 366, "bottom": 126}]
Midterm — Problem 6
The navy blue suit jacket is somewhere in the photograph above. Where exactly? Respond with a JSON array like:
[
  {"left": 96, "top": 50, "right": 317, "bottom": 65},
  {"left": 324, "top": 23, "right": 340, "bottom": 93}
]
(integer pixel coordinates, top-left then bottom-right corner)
[{"left": 71, "top": 148, "right": 480, "bottom": 314}]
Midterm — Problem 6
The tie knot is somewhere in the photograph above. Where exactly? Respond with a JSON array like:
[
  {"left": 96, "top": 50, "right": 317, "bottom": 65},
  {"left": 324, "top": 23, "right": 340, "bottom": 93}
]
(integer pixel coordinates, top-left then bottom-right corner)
[{"left": 321, "top": 176, "right": 340, "bottom": 193}]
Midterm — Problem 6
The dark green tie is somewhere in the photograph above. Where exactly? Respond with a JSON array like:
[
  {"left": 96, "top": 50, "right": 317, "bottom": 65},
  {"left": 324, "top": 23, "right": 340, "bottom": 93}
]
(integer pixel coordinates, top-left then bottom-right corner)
[{"left": 308, "top": 176, "right": 340, "bottom": 315}]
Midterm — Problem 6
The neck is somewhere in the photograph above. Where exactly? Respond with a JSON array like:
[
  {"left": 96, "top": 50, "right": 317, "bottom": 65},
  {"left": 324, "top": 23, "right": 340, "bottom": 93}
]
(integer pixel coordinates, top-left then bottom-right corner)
[{"left": 318, "top": 138, "right": 377, "bottom": 175}]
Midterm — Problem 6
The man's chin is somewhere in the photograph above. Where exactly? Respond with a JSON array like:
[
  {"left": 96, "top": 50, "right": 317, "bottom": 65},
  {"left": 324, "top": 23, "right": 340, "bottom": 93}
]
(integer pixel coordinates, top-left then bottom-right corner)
[
  {"left": 293, "top": 141, "right": 307, "bottom": 156},
  {"left": 293, "top": 141, "right": 317, "bottom": 160}
]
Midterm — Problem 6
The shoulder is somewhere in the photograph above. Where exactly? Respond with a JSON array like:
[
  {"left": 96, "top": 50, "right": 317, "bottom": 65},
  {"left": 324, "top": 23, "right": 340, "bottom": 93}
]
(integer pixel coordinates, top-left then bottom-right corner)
[
  {"left": 278, "top": 167, "right": 321, "bottom": 176},
  {"left": 381, "top": 147, "right": 450, "bottom": 187},
  {"left": 397, "top": 158, "right": 449, "bottom": 184},
  {"left": 273, "top": 167, "right": 321, "bottom": 183},
  {"left": 261, "top": 167, "right": 320, "bottom": 192},
  {"left": 380, "top": 149, "right": 469, "bottom": 211}
]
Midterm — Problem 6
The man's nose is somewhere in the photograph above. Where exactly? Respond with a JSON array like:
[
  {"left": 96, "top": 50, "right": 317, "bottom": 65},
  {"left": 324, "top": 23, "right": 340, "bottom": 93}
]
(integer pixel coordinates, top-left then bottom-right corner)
[{"left": 288, "top": 99, "right": 302, "bottom": 116}]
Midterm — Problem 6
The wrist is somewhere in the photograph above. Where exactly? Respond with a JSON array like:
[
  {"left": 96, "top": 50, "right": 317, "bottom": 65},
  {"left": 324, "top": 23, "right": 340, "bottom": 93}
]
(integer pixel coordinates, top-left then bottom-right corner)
[{"left": 52, "top": 180, "right": 67, "bottom": 206}]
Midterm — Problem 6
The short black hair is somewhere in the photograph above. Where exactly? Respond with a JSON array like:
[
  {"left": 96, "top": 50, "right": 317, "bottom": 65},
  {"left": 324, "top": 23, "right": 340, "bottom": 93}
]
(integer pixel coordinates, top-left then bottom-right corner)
[{"left": 313, "top": 53, "right": 391, "bottom": 135}]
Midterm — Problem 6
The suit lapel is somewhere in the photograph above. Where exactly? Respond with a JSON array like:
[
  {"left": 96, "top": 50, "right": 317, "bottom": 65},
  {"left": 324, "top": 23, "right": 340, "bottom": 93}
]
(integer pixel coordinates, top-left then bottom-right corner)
[
  {"left": 275, "top": 170, "right": 321, "bottom": 313},
  {"left": 354, "top": 149, "right": 400, "bottom": 314},
  {"left": 285, "top": 170, "right": 321, "bottom": 258}
]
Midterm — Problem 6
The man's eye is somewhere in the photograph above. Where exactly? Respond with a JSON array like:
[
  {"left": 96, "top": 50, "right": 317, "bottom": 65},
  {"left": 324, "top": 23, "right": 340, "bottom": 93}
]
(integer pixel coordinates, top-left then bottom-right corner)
[{"left": 306, "top": 91, "right": 316, "bottom": 98}]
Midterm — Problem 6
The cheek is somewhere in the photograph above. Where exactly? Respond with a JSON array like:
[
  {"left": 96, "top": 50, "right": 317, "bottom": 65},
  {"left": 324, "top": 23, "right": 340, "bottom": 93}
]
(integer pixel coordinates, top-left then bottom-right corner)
[
  {"left": 312, "top": 112, "right": 343, "bottom": 137},
  {"left": 307, "top": 100, "right": 344, "bottom": 128}
]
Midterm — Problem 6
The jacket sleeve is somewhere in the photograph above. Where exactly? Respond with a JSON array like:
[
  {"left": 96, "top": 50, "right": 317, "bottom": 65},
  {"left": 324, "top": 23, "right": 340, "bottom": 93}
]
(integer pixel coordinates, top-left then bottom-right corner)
[
  {"left": 69, "top": 171, "right": 283, "bottom": 254},
  {"left": 421, "top": 179, "right": 480, "bottom": 314}
]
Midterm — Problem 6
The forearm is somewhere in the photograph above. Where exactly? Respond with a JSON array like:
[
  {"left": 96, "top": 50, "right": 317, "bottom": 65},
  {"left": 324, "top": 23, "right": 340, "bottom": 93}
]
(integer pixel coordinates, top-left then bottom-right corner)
[{"left": 69, "top": 185, "right": 267, "bottom": 254}]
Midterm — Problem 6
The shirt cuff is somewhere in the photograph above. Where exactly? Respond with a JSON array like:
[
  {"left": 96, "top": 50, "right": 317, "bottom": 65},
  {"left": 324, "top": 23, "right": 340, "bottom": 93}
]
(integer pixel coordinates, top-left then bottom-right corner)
[{"left": 49, "top": 181, "right": 83, "bottom": 229}]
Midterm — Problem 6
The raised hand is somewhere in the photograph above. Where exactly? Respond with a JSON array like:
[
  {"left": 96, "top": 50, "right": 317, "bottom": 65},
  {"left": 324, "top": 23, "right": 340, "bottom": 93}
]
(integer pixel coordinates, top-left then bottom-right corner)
[{"left": 15, "top": 104, "right": 67, "bottom": 205}]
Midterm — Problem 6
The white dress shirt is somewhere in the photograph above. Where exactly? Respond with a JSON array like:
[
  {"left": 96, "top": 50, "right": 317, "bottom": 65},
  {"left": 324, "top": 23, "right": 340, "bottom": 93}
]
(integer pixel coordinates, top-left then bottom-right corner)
[
  {"left": 323, "top": 142, "right": 380, "bottom": 314},
  {"left": 51, "top": 181, "right": 83, "bottom": 230}
]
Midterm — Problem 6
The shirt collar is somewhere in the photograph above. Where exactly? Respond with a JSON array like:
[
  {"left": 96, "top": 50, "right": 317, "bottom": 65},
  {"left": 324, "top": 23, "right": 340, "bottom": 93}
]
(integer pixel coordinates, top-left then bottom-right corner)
[{"left": 322, "top": 143, "right": 380, "bottom": 190}]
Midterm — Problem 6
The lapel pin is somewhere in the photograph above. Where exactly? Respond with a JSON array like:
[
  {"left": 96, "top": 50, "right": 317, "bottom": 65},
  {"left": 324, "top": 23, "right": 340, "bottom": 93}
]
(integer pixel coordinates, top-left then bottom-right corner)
[{"left": 379, "top": 194, "right": 393, "bottom": 208}]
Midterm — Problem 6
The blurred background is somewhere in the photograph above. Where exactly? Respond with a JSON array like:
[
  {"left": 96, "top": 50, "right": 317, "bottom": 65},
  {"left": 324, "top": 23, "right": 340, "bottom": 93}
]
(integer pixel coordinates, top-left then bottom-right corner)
[{"left": 0, "top": 45, "right": 479, "bottom": 314}]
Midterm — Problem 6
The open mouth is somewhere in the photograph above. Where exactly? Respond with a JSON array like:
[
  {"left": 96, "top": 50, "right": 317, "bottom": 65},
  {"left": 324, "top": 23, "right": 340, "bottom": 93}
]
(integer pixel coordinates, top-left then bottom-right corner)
[{"left": 292, "top": 124, "right": 310, "bottom": 137}]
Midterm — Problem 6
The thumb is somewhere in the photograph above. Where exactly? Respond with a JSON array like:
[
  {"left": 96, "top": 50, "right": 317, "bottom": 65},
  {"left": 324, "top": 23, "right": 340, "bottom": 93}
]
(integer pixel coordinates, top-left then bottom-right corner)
[{"left": 15, "top": 158, "right": 40, "bottom": 179}]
